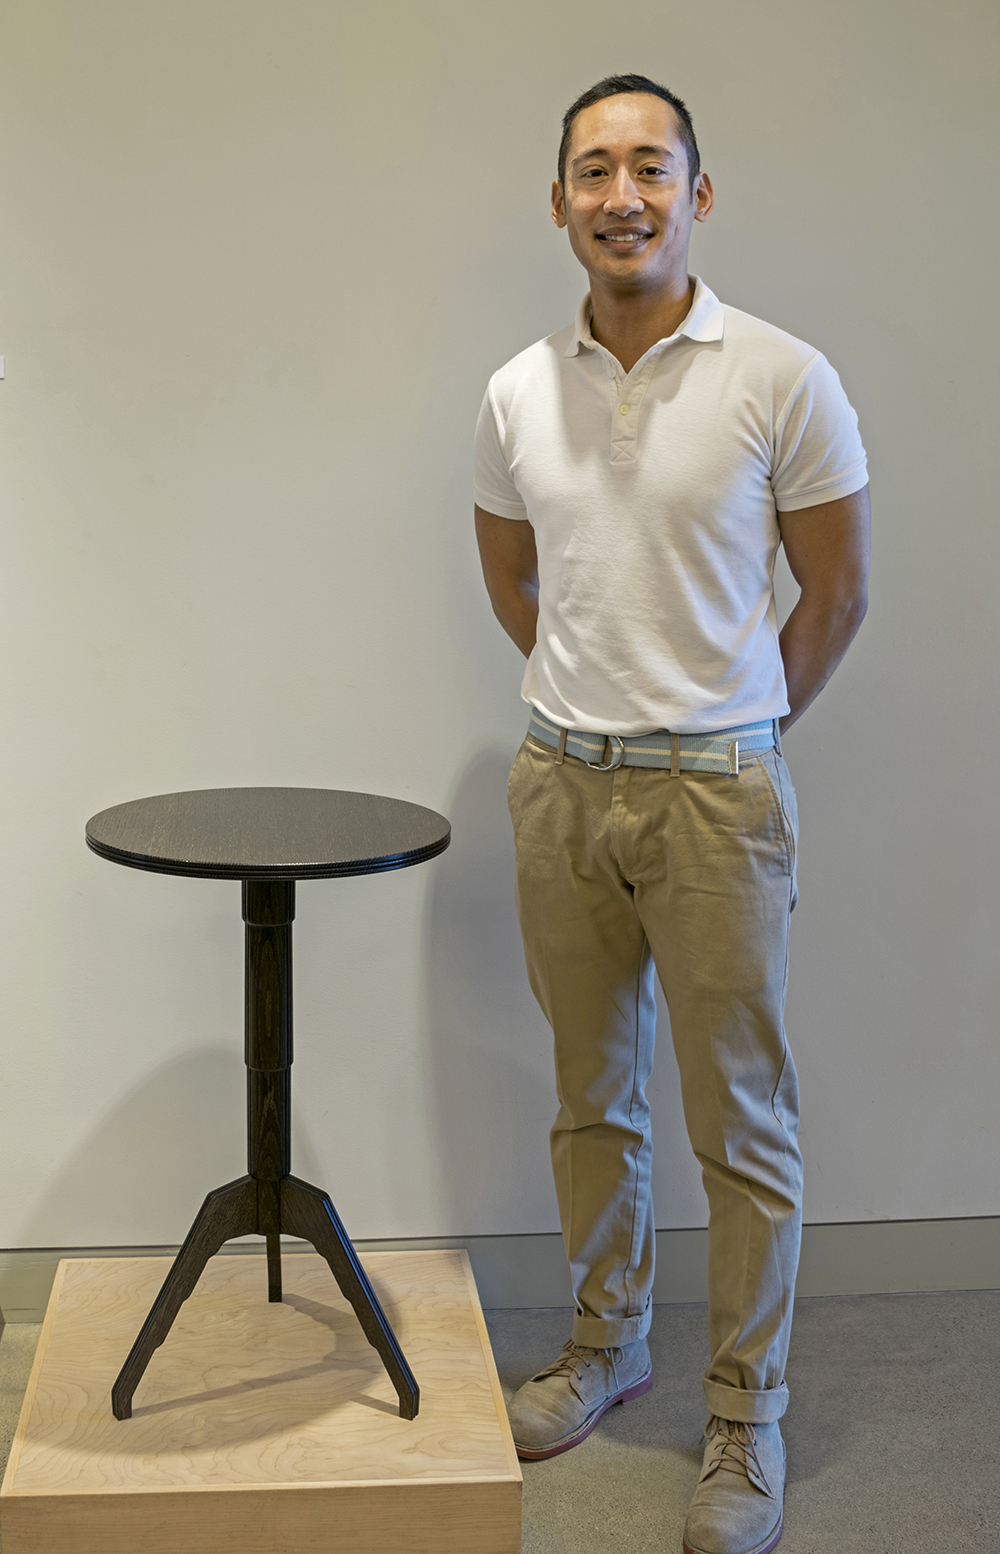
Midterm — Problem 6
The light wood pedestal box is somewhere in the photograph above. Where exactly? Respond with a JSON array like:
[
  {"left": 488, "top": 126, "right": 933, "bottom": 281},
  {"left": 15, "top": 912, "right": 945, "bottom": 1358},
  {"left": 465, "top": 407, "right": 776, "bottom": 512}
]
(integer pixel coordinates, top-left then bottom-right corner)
[{"left": 0, "top": 1248, "right": 522, "bottom": 1554}]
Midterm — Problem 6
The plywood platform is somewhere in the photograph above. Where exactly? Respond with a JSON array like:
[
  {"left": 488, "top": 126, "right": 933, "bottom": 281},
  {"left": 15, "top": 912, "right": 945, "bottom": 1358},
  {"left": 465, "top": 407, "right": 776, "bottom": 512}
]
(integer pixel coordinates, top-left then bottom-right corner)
[{"left": 0, "top": 1249, "right": 521, "bottom": 1553}]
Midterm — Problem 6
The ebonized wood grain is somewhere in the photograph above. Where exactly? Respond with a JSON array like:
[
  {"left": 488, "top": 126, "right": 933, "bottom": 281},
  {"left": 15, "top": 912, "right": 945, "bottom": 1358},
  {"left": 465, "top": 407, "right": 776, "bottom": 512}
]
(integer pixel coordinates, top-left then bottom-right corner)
[{"left": 86, "top": 787, "right": 450, "bottom": 880}]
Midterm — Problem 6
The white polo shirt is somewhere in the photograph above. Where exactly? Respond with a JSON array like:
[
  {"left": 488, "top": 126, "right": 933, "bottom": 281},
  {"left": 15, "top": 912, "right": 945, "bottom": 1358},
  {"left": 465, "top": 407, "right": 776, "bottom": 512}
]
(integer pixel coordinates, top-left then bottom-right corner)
[{"left": 474, "top": 277, "right": 868, "bottom": 735}]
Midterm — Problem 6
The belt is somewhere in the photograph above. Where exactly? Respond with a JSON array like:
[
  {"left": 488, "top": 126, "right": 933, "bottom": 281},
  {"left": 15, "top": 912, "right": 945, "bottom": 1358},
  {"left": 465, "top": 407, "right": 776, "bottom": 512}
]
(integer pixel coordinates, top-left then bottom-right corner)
[{"left": 527, "top": 709, "right": 778, "bottom": 776}]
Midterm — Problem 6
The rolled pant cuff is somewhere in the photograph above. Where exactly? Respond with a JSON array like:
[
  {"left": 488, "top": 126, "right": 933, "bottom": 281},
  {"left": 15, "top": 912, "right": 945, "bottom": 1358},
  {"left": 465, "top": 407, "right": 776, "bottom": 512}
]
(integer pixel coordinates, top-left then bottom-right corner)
[
  {"left": 702, "top": 1377, "right": 788, "bottom": 1425},
  {"left": 572, "top": 1308, "right": 652, "bottom": 1349}
]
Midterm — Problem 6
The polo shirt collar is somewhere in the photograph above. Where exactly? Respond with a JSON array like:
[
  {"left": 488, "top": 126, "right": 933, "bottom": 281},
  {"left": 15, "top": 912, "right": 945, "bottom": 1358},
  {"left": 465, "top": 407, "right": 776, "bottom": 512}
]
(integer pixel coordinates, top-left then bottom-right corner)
[{"left": 564, "top": 275, "right": 725, "bottom": 357}]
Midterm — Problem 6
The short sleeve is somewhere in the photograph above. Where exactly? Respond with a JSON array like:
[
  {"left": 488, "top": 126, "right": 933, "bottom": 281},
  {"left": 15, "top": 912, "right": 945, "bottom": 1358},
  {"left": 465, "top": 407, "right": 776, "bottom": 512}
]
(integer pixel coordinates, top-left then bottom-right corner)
[
  {"left": 473, "top": 383, "right": 529, "bottom": 520},
  {"left": 771, "top": 353, "right": 868, "bottom": 512}
]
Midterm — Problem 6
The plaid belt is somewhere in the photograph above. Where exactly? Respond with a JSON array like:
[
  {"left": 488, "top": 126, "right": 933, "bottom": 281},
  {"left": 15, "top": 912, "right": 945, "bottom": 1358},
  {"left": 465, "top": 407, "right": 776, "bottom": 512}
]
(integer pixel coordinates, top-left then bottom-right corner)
[{"left": 527, "top": 709, "right": 778, "bottom": 777}]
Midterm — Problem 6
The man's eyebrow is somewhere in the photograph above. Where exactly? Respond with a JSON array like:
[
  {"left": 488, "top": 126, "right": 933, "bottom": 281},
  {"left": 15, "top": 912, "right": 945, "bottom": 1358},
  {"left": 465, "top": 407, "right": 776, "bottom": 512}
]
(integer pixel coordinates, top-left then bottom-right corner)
[{"left": 571, "top": 144, "right": 676, "bottom": 168}]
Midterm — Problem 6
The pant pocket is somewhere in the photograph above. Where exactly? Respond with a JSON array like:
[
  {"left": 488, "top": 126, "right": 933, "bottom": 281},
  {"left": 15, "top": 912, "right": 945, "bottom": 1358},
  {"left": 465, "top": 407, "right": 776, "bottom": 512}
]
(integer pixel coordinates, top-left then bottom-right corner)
[
  {"left": 755, "top": 754, "right": 794, "bottom": 878},
  {"left": 766, "top": 752, "right": 799, "bottom": 906},
  {"left": 506, "top": 739, "right": 529, "bottom": 816}
]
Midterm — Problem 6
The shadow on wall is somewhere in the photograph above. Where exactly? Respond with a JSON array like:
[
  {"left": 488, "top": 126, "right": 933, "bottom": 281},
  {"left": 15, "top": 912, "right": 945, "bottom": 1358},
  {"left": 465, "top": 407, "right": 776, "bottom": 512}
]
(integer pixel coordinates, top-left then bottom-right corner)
[
  {"left": 18, "top": 1049, "right": 327, "bottom": 1248},
  {"left": 422, "top": 744, "right": 559, "bottom": 1237}
]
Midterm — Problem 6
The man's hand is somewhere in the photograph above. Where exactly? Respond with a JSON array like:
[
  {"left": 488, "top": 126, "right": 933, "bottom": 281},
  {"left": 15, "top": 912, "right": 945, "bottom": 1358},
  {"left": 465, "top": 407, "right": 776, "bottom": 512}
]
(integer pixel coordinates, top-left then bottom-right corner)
[
  {"left": 777, "top": 484, "right": 870, "bottom": 733},
  {"left": 475, "top": 506, "right": 540, "bottom": 659}
]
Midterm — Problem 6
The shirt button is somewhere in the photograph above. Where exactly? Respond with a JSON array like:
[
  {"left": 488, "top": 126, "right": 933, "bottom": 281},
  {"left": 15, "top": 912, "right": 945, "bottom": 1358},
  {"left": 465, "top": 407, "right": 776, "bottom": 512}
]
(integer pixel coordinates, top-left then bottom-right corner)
[{"left": 619, "top": 403, "right": 631, "bottom": 415}]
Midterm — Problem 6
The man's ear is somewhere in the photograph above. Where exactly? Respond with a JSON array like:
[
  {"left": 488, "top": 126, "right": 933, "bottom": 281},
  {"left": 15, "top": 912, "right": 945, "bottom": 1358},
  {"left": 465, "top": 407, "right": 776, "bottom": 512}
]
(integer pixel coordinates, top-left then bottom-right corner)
[{"left": 551, "top": 178, "right": 567, "bottom": 228}]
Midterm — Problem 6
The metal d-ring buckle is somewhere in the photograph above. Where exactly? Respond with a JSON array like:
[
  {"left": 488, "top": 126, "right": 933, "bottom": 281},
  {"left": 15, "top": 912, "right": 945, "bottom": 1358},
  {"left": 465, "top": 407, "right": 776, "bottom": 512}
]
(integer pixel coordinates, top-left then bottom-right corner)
[{"left": 587, "top": 735, "right": 625, "bottom": 771}]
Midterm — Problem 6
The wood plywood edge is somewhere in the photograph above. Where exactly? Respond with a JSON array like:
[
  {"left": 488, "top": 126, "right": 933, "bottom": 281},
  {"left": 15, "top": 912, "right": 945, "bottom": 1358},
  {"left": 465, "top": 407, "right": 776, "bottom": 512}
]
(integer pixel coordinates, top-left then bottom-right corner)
[
  {"left": 0, "top": 1479, "right": 522, "bottom": 1554},
  {"left": 1, "top": 1259, "right": 68, "bottom": 1498},
  {"left": 457, "top": 1249, "right": 521, "bottom": 1480}
]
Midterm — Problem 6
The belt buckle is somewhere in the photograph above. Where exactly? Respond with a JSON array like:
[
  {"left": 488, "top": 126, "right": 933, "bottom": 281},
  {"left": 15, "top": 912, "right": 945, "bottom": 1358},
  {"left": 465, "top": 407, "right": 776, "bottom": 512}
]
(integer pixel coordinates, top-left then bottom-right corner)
[{"left": 586, "top": 735, "right": 625, "bottom": 771}]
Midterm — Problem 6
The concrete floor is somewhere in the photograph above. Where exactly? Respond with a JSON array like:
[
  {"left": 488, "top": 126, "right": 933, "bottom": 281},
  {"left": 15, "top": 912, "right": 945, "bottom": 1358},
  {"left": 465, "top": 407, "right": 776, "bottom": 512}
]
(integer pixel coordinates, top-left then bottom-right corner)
[
  {"left": 2, "top": 1291, "right": 997, "bottom": 1551},
  {"left": 486, "top": 1292, "right": 1000, "bottom": 1553}
]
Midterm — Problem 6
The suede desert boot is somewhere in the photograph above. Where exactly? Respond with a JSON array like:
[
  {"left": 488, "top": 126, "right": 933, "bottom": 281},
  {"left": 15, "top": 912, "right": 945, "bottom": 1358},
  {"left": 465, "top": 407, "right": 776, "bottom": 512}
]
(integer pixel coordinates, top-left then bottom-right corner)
[
  {"left": 506, "top": 1337, "right": 652, "bottom": 1460},
  {"left": 682, "top": 1416, "right": 785, "bottom": 1554}
]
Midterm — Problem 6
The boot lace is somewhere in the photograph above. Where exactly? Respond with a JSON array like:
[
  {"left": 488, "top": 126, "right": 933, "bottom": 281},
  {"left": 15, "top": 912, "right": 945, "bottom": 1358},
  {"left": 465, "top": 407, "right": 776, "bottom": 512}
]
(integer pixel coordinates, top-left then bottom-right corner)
[
  {"left": 532, "top": 1340, "right": 623, "bottom": 1389},
  {"left": 701, "top": 1416, "right": 773, "bottom": 1495}
]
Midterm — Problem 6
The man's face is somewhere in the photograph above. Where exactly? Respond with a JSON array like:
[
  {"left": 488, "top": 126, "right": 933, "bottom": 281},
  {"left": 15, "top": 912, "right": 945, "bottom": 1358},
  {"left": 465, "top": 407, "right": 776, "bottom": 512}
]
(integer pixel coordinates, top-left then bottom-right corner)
[{"left": 552, "top": 93, "right": 712, "bottom": 295}]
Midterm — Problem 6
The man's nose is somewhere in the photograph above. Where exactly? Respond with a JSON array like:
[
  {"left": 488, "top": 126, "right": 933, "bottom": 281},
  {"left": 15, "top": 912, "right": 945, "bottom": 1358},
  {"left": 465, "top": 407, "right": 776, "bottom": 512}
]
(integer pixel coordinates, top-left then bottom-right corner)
[{"left": 604, "top": 167, "right": 644, "bottom": 216}]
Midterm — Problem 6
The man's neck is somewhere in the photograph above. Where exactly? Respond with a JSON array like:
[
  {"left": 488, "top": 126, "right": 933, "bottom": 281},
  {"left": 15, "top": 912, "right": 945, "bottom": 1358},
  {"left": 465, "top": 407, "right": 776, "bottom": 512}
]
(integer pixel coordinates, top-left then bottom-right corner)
[{"left": 588, "top": 275, "right": 696, "bottom": 375}]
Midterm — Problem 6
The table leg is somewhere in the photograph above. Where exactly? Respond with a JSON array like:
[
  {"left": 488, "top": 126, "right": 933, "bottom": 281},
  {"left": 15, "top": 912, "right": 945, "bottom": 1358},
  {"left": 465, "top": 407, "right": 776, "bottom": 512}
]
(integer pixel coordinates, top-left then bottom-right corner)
[
  {"left": 281, "top": 1174, "right": 420, "bottom": 1420},
  {"left": 111, "top": 1174, "right": 257, "bottom": 1420},
  {"left": 266, "top": 1232, "right": 282, "bottom": 1301}
]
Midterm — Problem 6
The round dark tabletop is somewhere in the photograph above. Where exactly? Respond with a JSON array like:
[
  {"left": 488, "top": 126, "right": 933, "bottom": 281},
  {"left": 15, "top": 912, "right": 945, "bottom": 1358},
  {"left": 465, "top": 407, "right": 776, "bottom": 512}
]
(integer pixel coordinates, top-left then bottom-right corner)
[{"left": 86, "top": 787, "right": 451, "bottom": 880}]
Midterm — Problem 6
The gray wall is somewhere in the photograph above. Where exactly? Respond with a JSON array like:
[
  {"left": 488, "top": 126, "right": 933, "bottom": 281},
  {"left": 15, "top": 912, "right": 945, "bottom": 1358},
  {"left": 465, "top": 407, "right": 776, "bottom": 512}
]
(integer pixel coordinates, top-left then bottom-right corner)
[{"left": 1, "top": 0, "right": 997, "bottom": 1254}]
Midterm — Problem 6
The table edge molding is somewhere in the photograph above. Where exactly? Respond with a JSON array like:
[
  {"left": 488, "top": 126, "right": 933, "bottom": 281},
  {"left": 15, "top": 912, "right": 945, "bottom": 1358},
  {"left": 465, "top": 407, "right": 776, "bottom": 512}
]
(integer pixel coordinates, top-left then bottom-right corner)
[{"left": 84, "top": 832, "right": 451, "bottom": 880}]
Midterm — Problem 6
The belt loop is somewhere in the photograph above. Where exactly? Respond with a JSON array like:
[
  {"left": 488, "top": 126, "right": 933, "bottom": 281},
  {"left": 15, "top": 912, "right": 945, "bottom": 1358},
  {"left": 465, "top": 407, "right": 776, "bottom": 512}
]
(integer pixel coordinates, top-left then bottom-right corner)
[
  {"left": 670, "top": 732, "right": 680, "bottom": 778},
  {"left": 556, "top": 725, "right": 567, "bottom": 765},
  {"left": 773, "top": 717, "right": 783, "bottom": 757},
  {"left": 728, "top": 739, "right": 740, "bottom": 776}
]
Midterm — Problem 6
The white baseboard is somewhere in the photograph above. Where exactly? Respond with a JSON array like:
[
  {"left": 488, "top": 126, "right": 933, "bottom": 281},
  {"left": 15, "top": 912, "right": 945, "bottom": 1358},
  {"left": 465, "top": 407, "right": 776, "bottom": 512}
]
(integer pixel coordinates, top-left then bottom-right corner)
[{"left": 1, "top": 1217, "right": 997, "bottom": 1323}]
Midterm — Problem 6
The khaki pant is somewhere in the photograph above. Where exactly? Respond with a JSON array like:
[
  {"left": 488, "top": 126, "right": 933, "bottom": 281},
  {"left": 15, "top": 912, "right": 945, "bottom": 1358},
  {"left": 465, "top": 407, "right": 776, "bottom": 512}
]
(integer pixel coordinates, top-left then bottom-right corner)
[{"left": 507, "top": 733, "right": 802, "bottom": 1425}]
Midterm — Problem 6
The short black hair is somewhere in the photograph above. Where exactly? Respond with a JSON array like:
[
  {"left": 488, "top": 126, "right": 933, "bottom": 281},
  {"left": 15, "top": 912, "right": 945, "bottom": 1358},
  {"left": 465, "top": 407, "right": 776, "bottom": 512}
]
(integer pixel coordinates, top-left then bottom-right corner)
[{"left": 557, "top": 73, "right": 700, "bottom": 191}]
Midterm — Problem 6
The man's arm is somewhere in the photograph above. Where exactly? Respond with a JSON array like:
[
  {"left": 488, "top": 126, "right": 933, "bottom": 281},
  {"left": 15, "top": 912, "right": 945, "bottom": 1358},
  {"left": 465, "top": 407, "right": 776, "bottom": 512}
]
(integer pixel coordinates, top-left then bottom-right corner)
[
  {"left": 475, "top": 505, "right": 539, "bottom": 659},
  {"left": 777, "top": 484, "right": 870, "bottom": 733}
]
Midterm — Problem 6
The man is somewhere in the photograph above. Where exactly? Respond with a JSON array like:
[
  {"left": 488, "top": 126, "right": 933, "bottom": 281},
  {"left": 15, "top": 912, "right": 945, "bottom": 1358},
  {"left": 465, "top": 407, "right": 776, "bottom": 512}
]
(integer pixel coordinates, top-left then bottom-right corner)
[{"left": 474, "top": 74, "right": 869, "bottom": 1554}]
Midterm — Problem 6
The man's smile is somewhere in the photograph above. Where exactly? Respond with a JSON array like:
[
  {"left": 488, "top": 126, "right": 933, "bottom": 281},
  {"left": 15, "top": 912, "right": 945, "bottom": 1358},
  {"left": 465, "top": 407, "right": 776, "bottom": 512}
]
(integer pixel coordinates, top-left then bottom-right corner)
[{"left": 596, "top": 227, "right": 652, "bottom": 245}]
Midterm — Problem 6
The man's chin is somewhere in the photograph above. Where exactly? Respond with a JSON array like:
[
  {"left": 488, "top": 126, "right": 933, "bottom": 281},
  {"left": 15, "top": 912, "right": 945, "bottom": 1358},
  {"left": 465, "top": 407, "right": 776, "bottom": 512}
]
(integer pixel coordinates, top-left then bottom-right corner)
[
  {"left": 592, "top": 240, "right": 653, "bottom": 269},
  {"left": 587, "top": 256, "right": 665, "bottom": 292}
]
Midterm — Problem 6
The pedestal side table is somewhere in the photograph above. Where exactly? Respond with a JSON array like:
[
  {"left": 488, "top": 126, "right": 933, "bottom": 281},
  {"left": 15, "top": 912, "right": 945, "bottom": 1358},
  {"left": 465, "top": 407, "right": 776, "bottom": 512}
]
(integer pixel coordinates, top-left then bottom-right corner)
[{"left": 85, "top": 786, "right": 450, "bottom": 1423}]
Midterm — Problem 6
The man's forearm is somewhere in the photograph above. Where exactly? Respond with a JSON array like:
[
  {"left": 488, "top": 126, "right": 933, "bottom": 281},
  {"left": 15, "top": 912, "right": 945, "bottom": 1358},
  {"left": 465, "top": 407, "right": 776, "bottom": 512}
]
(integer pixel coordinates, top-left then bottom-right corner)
[
  {"left": 475, "top": 507, "right": 540, "bottom": 658},
  {"left": 778, "top": 590, "right": 867, "bottom": 733},
  {"left": 490, "top": 581, "right": 539, "bottom": 659},
  {"left": 776, "top": 486, "right": 871, "bottom": 733}
]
